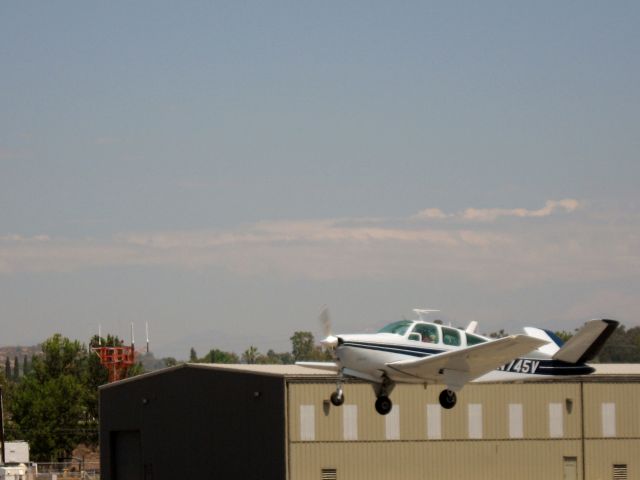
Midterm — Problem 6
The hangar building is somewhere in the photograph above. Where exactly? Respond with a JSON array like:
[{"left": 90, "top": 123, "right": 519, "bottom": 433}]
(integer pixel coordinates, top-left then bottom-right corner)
[{"left": 100, "top": 363, "right": 640, "bottom": 480}]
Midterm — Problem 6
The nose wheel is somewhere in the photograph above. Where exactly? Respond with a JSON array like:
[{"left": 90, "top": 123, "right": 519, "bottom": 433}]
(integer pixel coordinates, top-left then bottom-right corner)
[
  {"left": 330, "top": 374, "right": 345, "bottom": 406},
  {"left": 330, "top": 388, "right": 345, "bottom": 406},
  {"left": 439, "top": 389, "right": 457, "bottom": 409}
]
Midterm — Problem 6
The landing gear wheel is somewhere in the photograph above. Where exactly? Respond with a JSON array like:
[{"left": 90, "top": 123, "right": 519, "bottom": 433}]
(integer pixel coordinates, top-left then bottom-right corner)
[
  {"left": 439, "top": 389, "right": 457, "bottom": 409},
  {"left": 375, "top": 395, "right": 393, "bottom": 415},
  {"left": 330, "top": 390, "right": 345, "bottom": 406}
]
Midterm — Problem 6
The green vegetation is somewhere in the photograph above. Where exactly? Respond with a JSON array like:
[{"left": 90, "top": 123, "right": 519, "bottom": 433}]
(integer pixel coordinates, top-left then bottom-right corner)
[{"left": 2, "top": 334, "right": 143, "bottom": 461}]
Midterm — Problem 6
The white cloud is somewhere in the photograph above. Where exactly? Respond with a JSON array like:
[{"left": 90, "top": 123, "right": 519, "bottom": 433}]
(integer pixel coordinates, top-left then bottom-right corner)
[
  {"left": 1, "top": 199, "right": 636, "bottom": 290},
  {"left": 0, "top": 234, "right": 50, "bottom": 242},
  {"left": 411, "top": 199, "right": 581, "bottom": 222},
  {"left": 462, "top": 199, "right": 580, "bottom": 222},
  {"left": 412, "top": 208, "right": 449, "bottom": 220}
]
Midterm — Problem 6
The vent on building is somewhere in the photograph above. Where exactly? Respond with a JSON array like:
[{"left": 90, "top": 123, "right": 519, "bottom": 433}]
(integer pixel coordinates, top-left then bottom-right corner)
[
  {"left": 613, "top": 464, "right": 627, "bottom": 480},
  {"left": 321, "top": 468, "right": 337, "bottom": 480}
]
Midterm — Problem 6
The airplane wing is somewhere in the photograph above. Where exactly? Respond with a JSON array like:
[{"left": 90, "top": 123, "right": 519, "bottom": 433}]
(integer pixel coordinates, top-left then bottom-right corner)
[
  {"left": 385, "top": 335, "right": 547, "bottom": 388},
  {"left": 295, "top": 361, "right": 340, "bottom": 372}
]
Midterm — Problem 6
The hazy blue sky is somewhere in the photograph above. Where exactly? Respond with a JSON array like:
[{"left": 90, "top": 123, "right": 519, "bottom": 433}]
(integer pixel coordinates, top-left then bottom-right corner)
[{"left": 1, "top": 2, "right": 639, "bottom": 358}]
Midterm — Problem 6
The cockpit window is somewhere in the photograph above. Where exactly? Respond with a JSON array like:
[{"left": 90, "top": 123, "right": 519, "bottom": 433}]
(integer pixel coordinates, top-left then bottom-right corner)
[
  {"left": 411, "top": 323, "right": 440, "bottom": 343},
  {"left": 442, "top": 327, "right": 461, "bottom": 346},
  {"left": 466, "top": 333, "right": 487, "bottom": 346},
  {"left": 377, "top": 320, "right": 412, "bottom": 336}
]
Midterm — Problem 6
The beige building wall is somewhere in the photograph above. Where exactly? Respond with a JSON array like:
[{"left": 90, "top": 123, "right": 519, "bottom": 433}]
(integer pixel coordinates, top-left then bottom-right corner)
[
  {"left": 290, "top": 441, "right": 583, "bottom": 480},
  {"left": 287, "top": 380, "right": 638, "bottom": 480}
]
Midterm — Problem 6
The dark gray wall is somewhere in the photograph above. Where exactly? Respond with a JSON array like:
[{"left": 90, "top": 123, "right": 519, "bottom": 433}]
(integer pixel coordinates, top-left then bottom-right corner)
[{"left": 100, "top": 366, "right": 286, "bottom": 480}]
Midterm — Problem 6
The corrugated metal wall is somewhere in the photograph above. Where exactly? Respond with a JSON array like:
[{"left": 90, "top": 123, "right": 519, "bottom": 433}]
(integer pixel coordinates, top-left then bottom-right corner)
[
  {"left": 287, "top": 380, "right": 639, "bottom": 480},
  {"left": 583, "top": 383, "right": 640, "bottom": 480},
  {"left": 290, "top": 441, "right": 583, "bottom": 480}
]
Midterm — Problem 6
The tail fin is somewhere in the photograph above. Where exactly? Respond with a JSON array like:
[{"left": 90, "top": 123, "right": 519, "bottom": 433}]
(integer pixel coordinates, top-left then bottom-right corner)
[
  {"left": 523, "top": 327, "right": 564, "bottom": 356},
  {"left": 552, "top": 319, "right": 619, "bottom": 364}
]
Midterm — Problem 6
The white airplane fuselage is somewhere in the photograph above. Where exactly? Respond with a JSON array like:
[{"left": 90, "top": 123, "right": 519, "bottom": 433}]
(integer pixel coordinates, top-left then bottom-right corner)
[
  {"left": 299, "top": 314, "right": 617, "bottom": 413},
  {"left": 334, "top": 324, "right": 593, "bottom": 386}
]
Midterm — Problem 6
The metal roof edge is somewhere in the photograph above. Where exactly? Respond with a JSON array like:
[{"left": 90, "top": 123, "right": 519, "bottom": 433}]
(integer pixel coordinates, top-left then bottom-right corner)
[
  {"left": 99, "top": 363, "right": 189, "bottom": 390},
  {"left": 99, "top": 363, "right": 337, "bottom": 389}
]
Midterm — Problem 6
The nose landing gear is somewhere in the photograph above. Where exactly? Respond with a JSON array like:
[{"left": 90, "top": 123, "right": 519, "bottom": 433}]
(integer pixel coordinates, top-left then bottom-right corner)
[
  {"left": 330, "top": 374, "right": 345, "bottom": 406},
  {"left": 330, "top": 388, "right": 344, "bottom": 406}
]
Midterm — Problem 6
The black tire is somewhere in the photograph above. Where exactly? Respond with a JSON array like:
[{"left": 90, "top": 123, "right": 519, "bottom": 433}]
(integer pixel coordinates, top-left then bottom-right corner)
[
  {"left": 330, "top": 390, "right": 344, "bottom": 406},
  {"left": 375, "top": 395, "right": 393, "bottom": 415},
  {"left": 439, "top": 389, "right": 457, "bottom": 409}
]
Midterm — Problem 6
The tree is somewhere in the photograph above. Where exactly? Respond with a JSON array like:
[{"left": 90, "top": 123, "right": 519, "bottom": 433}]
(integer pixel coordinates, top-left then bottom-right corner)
[
  {"left": 34, "top": 334, "right": 85, "bottom": 380},
  {"left": 189, "top": 348, "right": 198, "bottom": 362},
  {"left": 242, "top": 346, "right": 259, "bottom": 364},
  {"left": 290, "top": 331, "right": 332, "bottom": 362},
  {"left": 0, "top": 369, "right": 9, "bottom": 413},
  {"left": 164, "top": 357, "right": 178, "bottom": 367},
  {"left": 597, "top": 325, "right": 640, "bottom": 363},
  {"left": 0, "top": 369, "right": 7, "bottom": 390},
  {"left": 23, "top": 355, "right": 29, "bottom": 376},
  {"left": 202, "top": 349, "right": 239, "bottom": 364},
  {"left": 13, "top": 356, "right": 20, "bottom": 381},
  {"left": 554, "top": 330, "right": 575, "bottom": 343},
  {"left": 276, "top": 351, "right": 294, "bottom": 364},
  {"left": 488, "top": 329, "right": 508, "bottom": 339},
  {"left": 4, "top": 357, "right": 10, "bottom": 380},
  {"left": 11, "top": 334, "right": 89, "bottom": 460},
  {"left": 290, "top": 331, "right": 316, "bottom": 361}
]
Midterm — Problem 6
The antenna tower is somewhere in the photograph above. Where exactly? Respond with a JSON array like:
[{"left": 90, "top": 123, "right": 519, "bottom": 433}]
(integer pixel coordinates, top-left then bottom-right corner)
[{"left": 92, "top": 323, "right": 136, "bottom": 383}]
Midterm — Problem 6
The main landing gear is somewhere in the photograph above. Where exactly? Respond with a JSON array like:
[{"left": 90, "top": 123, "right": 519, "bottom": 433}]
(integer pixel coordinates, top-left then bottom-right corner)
[
  {"left": 373, "top": 376, "right": 395, "bottom": 415},
  {"left": 375, "top": 395, "right": 392, "bottom": 415},
  {"left": 330, "top": 376, "right": 396, "bottom": 416},
  {"left": 438, "top": 389, "right": 457, "bottom": 409}
]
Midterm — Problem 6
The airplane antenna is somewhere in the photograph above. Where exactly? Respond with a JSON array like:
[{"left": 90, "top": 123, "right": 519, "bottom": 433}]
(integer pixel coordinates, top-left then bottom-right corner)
[
  {"left": 413, "top": 308, "right": 440, "bottom": 321},
  {"left": 145, "top": 322, "right": 150, "bottom": 354},
  {"left": 131, "top": 322, "right": 135, "bottom": 349},
  {"left": 98, "top": 324, "right": 102, "bottom": 346}
]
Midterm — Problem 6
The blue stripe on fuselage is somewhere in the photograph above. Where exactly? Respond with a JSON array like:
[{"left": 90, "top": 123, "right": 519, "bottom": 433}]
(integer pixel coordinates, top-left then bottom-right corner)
[{"left": 341, "top": 340, "right": 442, "bottom": 358}]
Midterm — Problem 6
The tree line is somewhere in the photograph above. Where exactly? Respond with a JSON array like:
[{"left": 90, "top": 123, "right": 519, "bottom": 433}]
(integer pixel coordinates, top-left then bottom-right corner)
[
  {"left": 3, "top": 355, "right": 31, "bottom": 382},
  {"left": 184, "top": 331, "right": 331, "bottom": 366}
]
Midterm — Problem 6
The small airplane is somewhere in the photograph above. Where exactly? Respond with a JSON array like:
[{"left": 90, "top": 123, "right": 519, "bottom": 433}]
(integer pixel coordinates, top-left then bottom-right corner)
[{"left": 297, "top": 308, "right": 619, "bottom": 415}]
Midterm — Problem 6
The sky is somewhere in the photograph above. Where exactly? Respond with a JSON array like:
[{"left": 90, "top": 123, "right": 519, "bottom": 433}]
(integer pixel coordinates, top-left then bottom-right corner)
[{"left": 1, "top": 2, "right": 639, "bottom": 358}]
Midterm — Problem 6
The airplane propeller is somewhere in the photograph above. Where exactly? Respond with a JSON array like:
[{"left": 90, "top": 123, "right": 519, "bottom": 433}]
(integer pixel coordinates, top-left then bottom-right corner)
[{"left": 319, "top": 305, "right": 339, "bottom": 349}]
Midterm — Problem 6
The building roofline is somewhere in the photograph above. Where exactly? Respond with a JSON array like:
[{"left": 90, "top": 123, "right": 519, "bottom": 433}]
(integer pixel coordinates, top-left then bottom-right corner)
[{"left": 99, "top": 363, "right": 337, "bottom": 389}]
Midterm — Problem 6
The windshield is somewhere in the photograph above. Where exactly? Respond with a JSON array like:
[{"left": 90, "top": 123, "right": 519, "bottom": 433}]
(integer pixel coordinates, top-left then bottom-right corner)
[{"left": 377, "top": 320, "right": 412, "bottom": 336}]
